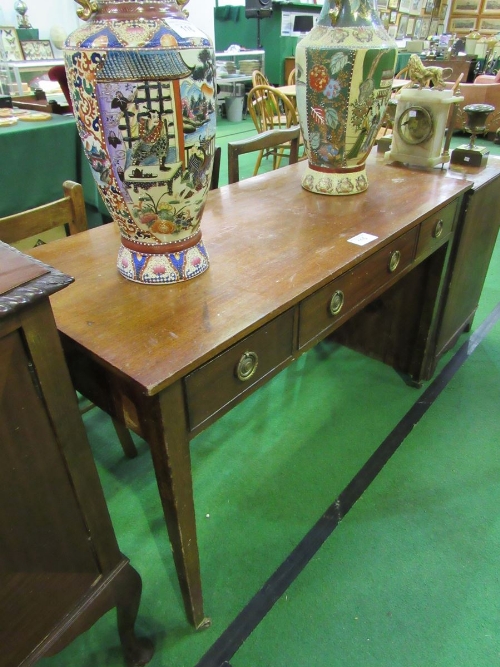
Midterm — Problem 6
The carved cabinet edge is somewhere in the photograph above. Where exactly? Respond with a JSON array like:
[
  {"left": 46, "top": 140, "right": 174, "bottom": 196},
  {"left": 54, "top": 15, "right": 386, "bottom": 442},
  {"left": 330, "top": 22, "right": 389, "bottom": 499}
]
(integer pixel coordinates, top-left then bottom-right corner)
[{"left": 0, "top": 243, "right": 74, "bottom": 317}]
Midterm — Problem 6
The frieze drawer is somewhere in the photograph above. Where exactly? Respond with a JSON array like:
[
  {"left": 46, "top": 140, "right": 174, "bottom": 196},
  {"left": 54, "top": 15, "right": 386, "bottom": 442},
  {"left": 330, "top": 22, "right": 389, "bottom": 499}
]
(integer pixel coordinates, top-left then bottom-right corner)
[
  {"left": 415, "top": 199, "right": 459, "bottom": 261},
  {"left": 185, "top": 309, "right": 295, "bottom": 431},
  {"left": 299, "top": 228, "right": 418, "bottom": 348}
]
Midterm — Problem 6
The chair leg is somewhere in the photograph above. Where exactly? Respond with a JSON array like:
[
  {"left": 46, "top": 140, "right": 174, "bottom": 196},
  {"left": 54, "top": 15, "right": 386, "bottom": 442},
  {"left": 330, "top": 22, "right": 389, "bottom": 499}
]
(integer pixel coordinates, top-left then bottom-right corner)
[
  {"left": 253, "top": 150, "right": 264, "bottom": 176},
  {"left": 112, "top": 418, "right": 138, "bottom": 459}
]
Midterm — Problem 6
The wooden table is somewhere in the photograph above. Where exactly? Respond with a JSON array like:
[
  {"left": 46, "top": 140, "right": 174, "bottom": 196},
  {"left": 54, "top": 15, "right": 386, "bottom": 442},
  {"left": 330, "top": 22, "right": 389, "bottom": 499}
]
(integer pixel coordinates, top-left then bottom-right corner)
[{"left": 30, "top": 158, "right": 475, "bottom": 629}]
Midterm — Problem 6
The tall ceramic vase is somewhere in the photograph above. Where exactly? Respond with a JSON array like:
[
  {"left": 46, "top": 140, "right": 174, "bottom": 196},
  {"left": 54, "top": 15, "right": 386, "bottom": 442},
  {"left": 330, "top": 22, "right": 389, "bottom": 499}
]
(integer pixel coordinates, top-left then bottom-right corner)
[
  {"left": 65, "top": 0, "right": 216, "bottom": 283},
  {"left": 295, "top": 0, "right": 397, "bottom": 196}
]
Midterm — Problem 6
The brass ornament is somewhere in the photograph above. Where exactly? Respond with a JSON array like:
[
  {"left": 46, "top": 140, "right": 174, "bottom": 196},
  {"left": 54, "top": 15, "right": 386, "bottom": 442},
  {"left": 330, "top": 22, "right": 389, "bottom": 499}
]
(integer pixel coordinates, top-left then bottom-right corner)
[
  {"left": 236, "top": 351, "right": 259, "bottom": 382},
  {"left": 75, "top": 0, "right": 98, "bottom": 21},
  {"left": 388, "top": 250, "right": 401, "bottom": 273}
]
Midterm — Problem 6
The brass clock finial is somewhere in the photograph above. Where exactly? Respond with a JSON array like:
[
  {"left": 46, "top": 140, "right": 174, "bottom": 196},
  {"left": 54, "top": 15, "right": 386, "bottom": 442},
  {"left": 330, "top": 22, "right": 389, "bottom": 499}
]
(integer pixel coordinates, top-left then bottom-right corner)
[{"left": 74, "top": 0, "right": 98, "bottom": 21}]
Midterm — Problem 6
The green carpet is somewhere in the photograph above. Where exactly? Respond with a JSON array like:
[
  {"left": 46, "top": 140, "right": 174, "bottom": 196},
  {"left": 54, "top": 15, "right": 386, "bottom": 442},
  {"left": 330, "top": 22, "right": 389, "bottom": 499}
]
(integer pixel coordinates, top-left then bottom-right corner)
[{"left": 39, "top": 123, "right": 500, "bottom": 667}]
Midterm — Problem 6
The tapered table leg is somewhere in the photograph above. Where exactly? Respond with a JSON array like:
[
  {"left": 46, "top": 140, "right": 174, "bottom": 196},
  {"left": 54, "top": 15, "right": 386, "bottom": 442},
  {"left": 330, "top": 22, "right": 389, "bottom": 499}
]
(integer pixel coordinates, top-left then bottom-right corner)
[{"left": 138, "top": 381, "right": 211, "bottom": 630}]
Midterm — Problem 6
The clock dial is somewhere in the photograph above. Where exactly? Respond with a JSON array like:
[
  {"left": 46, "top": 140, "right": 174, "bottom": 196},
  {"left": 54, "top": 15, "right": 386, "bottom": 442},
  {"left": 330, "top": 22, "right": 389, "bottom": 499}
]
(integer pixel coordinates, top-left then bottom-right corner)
[{"left": 397, "top": 106, "right": 433, "bottom": 145}]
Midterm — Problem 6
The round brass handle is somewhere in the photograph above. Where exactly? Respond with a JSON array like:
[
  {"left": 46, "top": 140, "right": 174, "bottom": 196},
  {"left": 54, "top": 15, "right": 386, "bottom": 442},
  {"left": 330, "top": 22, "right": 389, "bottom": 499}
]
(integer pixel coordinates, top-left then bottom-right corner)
[
  {"left": 433, "top": 219, "right": 444, "bottom": 238},
  {"left": 329, "top": 289, "right": 344, "bottom": 316},
  {"left": 388, "top": 250, "right": 401, "bottom": 273},
  {"left": 236, "top": 351, "right": 259, "bottom": 382}
]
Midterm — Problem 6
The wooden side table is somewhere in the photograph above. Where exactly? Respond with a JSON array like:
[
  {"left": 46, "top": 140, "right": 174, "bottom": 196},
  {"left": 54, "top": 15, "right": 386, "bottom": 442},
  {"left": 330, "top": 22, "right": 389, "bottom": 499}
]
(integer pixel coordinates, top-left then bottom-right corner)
[{"left": 0, "top": 242, "right": 154, "bottom": 667}]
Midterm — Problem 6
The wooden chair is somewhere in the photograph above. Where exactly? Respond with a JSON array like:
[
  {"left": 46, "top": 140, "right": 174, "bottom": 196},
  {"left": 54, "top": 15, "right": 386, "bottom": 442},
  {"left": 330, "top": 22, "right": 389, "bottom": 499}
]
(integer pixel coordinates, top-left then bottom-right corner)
[
  {"left": 210, "top": 145, "right": 221, "bottom": 190},
  {"left": 0, "top": 180, "right": 138, "bottom": 458},
  {"left": 288, "top": 67, "right": 296, "bottom": 85},
  {"left": 227, "top": 126, "right": 301, "bottom": 184},
  {"left": 251, "top": 70, "right": 270, "bottom": 87},
  {"left": 247, "top": 84, "right": 299, "bottom": 175}
]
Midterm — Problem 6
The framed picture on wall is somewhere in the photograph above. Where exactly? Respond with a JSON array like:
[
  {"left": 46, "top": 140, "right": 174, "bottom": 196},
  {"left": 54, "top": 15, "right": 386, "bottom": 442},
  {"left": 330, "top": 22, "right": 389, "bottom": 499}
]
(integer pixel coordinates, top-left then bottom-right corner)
[
  {"left": 407, "top": 16, "right": 416, "bottom": 34},
  {"left": 20, "top": 39, "right": 54, "bottom": 60},
  {"left": 409, "top": 0, "right": 422, "bottom": 15},
  {"left": 451, "top": 0, "right": 481, "bottom": 13},
  {"left": 388, "top": 23, "right": 398, "bottom": 36},
  {"left": 397, "top": 13, "right": 409, "bottom": 37},
  {"left": 420, "top": 17, "right": 431, "bottom": 36},
  {"left": 390, "top": 10, "right": 398, "bottom": 21},
  {"left": 424, "top": 0, "right": 435, "bottom": 13},
  {"left": 448, "top": 16, "right": 477, "bottom": 31},
  {"left": 482, "top": 0, "right": 500, "bottom": 13},
  {"left": 429, "top": 17, "right": 440, "bottom": 34},
  {"left": 388, "top": 0, "right": 400, "bottom": 8},
  {"left": 0, "top": 26, "right": 24, "bottom": 61},
  {"left": 439, "top": 2, "right": 448, "bottom": 18},
  {"left": 413, "top": 17, "right": 423, "bottom": 36},
  {"left": 479, "top": 16, "right": 500, "bottom": 30},
  {"left": 399, "top": 0, "right": 412, "bottom": 11}
]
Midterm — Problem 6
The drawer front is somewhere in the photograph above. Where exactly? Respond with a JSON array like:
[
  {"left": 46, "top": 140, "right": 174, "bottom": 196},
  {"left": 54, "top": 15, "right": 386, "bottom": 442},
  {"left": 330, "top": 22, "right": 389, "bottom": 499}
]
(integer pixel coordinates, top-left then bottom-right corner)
[
  {"left": 416, "top": 199, "right": 458, "bottom": 260},
  {"left": 299, "top": 228, "right": 418, "bottom": 348},
  {"left": 185, "top": 309, "right": 294, "bottom": 430}
]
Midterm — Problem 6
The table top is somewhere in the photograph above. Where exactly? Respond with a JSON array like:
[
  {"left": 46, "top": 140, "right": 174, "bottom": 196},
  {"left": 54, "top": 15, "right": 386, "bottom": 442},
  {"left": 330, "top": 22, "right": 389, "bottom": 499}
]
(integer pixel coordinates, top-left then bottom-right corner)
[{"left": 30, "top": 158, "right": 473, "bottom": 397}]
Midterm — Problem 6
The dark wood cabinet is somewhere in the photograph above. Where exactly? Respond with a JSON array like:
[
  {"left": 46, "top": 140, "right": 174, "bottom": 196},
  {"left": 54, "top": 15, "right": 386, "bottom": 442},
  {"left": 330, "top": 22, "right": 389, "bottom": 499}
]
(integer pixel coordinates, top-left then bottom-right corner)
[{"left": 0, "top": 242, "right": 153, "bottom": 667}]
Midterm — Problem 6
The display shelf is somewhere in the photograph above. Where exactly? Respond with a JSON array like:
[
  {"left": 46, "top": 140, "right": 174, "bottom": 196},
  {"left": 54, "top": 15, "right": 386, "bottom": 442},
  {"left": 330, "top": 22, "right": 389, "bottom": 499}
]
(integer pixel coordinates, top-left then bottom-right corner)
[{"left": 0, "top": 58, "right": 63, "bottom": 95}]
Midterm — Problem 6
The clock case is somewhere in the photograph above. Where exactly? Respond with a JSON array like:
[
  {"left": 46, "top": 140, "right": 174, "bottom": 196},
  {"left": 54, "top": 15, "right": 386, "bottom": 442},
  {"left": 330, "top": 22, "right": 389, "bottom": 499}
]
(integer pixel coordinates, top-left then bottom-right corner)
[{"left": 386, "top": 87, "right": 463, "bottom": 168}]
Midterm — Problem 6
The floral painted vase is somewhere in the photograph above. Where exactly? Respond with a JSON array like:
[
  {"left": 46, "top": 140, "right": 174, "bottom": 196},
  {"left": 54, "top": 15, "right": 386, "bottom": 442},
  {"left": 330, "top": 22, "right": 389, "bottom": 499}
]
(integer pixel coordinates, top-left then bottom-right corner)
[
  {"left": 65, "top": 0, "right": 217, "bottom": 283},
  {"left": 295, "top": 0, "right": 397, "bottom": 196}
]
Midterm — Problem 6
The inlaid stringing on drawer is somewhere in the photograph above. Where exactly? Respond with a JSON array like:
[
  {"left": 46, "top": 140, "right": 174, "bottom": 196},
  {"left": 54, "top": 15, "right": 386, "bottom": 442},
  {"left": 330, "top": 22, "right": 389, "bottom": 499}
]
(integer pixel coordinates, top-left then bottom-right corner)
[
  {"left": 299, "top": 227, "right": 418, "bottom": 348},
  {"left": 185, "top": 308, "right": 295, "bottom": 430}
]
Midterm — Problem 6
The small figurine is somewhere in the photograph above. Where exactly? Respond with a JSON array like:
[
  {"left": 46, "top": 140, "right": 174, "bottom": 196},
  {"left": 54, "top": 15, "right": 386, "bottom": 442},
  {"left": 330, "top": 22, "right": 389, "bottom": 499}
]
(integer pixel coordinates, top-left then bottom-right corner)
[
  {"left": 406, "top": 54, "right": 453, "bottom": 90},
  {"left": 14, "top": 0, "right": 32, "bottom": 29}
]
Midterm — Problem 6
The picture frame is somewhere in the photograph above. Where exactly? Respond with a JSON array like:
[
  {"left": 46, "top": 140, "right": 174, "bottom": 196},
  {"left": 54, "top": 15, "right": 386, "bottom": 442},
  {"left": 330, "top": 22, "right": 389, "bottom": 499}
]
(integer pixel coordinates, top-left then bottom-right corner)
[
  {"left": 479, "top": 16, "right": 500, "bottom": 31},
  {"left": 399, "top": 0, "right": 412, "bottom": 11},
  {"left": 390, "top": 9, "right": 398, "bottom": 22},
  {"left": 396, "top": 13, "right": 409, "bottom": 37},
  {"left": 438, "top": 1, "right": 448, "bottom": 18},
  {"left": 413, "top": 16, "right": 423, "bottom": 36},
  {"left": 451, "top": 0, "right": 481, "bottom": 13},
  {"left": 20, "top": 39, "right": 54, "bottom": 60},
  {"left": 429, "top": 17, "right": 440, "bottom": 34},
  {"left": 379, "top": 10, "right": 391, "bottom": 27},
  {"left": 420, "top": 17, "right": 431, "bottom": 36},
  {"left": 377, "top": 0, "right": 390, "bottom": 10},
  {"left": 407, "top": 16, "right": 416, "bottom": 34},
  {"left": 387, "top": 0, "right": 400, "bottom": 9},
  {"left": 437, "top": 22, "right": 445, "bottom": 33},
  {"left": 448, "top": 16, "right": 477, "bottom": 30},
  {"left": 482, "top": 0, "right": 500, "bottom": 12},
  {"left": 388, "top": 23, "right": 398, "bottom": 36},
  {"left": 409, "top": 0, "right": 422, "bottom": 15},
  {"left": 424, "top": 0, "right": 435, "bottom": 13},
  {"left": 0, "top": 26, "right": 24, "bottom": 61}
]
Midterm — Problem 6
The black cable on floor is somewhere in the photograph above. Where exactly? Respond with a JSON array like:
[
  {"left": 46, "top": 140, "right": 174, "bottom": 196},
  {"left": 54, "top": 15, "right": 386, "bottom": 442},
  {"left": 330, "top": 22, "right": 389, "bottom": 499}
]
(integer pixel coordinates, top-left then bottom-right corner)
[{"left": 195, "top": 302, "right": 500, "bottom": 667}]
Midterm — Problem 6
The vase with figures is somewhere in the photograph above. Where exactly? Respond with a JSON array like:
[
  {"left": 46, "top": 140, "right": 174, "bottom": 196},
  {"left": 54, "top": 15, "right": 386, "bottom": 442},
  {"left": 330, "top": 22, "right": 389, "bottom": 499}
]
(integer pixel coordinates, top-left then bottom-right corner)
[
  {"left": 65, "top": 0, "right": 217, "bottom": 283},
  {"left": 295, "top": 0, "right": 397, "bottom": 196}
]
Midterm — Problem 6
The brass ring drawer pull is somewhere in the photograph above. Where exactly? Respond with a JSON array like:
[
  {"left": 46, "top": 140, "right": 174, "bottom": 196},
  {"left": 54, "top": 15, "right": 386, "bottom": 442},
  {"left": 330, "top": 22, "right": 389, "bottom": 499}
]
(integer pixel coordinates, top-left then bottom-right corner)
[
  {"left": 236, "top": 351, "right": 259, "bottom": 382},
  {"left": 329, "top": 289, "right": 345, "bottom": 316},
  {"left": 433, "top": 219, "right": 444, "bottom": 238},
  {"left": 388, "top": 250, "right": 401, "bottom": 273}
]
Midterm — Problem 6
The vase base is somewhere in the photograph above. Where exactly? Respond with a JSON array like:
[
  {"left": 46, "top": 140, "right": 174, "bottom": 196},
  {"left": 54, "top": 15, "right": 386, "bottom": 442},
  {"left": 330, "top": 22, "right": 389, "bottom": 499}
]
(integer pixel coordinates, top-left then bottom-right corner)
[
  {"left": 301, "top": 165, "right": 368, "bottom": 196},
  {"left": 117, "top": 239, "right": 209, "bottom": 284}
]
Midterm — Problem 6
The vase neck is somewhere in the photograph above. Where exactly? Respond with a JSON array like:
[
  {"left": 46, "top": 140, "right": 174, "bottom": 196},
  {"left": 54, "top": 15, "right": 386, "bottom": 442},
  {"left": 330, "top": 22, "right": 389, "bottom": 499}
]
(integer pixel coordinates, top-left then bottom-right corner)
[
  {"left": 77, "top": 0, "right": 184, "bottom": 21},
  {"left": 318, "top": 0, "right": 382, "bottom": 28}
]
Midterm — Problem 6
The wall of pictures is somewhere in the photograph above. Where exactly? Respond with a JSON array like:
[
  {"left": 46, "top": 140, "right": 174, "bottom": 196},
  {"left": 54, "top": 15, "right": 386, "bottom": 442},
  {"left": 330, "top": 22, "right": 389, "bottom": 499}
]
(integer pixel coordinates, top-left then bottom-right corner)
[
  {"left": 448, "top": 0, "right": 500, "bottom": 35},
  {"left": 377, "top": 0, "right": 449, "bottom": 40}
]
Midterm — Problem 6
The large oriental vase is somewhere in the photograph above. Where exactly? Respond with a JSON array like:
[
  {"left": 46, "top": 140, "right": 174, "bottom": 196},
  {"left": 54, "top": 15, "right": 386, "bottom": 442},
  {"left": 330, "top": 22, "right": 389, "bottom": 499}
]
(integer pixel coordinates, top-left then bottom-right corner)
[
  {"left": 295, "top": 0, "right": 397, "bottom": 196},
  {"left": 65, "top": 0, "right": 217, "bottom": 283}
]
